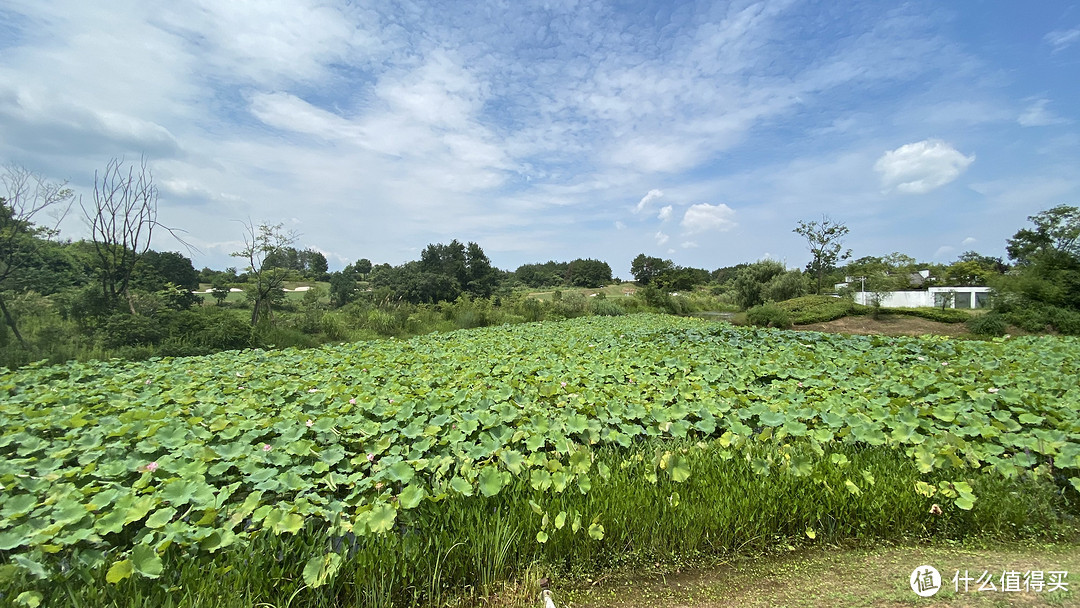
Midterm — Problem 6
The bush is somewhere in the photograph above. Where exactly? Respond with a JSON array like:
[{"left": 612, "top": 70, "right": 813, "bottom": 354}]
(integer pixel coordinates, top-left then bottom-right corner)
[
  {"left": 550, "top": 291, "right": 588, "bottom": 319},
  {"left": 590, "top": 298, "right": 625, "bottom": 316},
  {"left": 515, "top": 297, "right": 545, "bottom": 322},
  {"left": 1047, "top": 306, "right": 1080, "bottom": 335},
  {"left": 967, "top": 313, "right": 1008, "bottom": 337},
  {"left": 776, "top": 295, "right": 869, "bottom": 324},
  {"left": 746, "top": 302, "right": 793, "bottom": 329},
  {"left": 98, "top": 313, "right": 165, "bottom": 348}
]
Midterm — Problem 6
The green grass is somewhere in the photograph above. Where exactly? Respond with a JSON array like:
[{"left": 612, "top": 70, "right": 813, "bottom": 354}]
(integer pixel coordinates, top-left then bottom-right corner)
[{"left": 5, "top": 442, "right": 1074, "bottom": 608}]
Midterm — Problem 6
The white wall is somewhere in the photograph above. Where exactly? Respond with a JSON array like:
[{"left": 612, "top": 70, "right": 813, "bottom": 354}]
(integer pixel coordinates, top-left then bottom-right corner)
[{"left": 855, "top": 287, "right": 992, "bottom": 309}]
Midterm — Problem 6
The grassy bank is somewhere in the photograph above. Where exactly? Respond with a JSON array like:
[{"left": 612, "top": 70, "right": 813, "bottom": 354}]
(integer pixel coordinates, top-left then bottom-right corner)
[{"left": 6, "top": 441, "right": 1076, "bottom": 608}]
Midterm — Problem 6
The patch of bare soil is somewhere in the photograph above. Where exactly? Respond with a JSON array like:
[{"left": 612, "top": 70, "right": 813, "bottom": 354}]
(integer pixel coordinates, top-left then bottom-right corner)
[
  {"left": 795, "top": 315, "right": 972, "bottom": 337},
  {"left": 561, "top": 543, "right": 1080, "bottom": 608}
]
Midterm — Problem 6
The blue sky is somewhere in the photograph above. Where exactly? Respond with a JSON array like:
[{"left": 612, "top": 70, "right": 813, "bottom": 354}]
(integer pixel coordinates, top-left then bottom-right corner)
[{"left": 1, "top": 1, "right": 1078, "bottom": 277}]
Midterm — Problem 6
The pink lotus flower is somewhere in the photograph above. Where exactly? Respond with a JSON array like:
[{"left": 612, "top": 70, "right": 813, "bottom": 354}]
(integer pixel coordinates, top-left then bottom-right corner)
[
  {"left": 366, "top": 453, "right": 376, "bottom": 462},
  {"left": 797, "top": 382, "right": 804, "bottom": 387},
  {"left": 308, "top": 388, "right": 319, "bottom": 393},
  {"left": 988, "top": 387, "right": 999, "bottom": 393},
  {"left": 561, "top": 382, "right": 567, "bottom": 387},
  {"left": 349, "top": 398, "right": 357, "bottom": 405},
  {"left": 145, "top": 461, "right": 158, "bottom": 472},
  {"left": 388, "top": 399, "right": 394, "bottom": 403},
  {"left": 306, "top": 419, "right": 314, "bottom": 427},
  {"left": 262, "top": 444, "right": 272, "bottom": 452}
]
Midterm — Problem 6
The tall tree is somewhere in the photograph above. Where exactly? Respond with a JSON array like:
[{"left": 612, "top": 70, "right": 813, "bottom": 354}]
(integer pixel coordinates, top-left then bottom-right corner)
[
  {"left": 464, "top": 242, "right": 497, "bottom": 297},
  {"left": 1, "top": 165, "right": 75, "bottom": 348},
  {"left": 1006, "top": 205, "right": 1080, "bottom": 266},
  {"left": 999, "top": 205, "right": 1080, "bottom": 310},
  {"left": 566, "top": 258, "right": 612, "bottom": 287},
  {"left": 83, "top": 157, "right": 187, "bottom": 313},
  {"left": 794, "top": 216, "right": 851, "bottom": 294},
  {"left": 232, "top": 221, "right": 297, "bottom": 325},
  {"left": 630, "top": 254, "right": 673, "bottom": 285}
]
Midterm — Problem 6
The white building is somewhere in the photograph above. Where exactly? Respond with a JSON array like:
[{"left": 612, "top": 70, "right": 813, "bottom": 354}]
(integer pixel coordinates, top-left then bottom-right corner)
[{"left": 854, "top": 286, "right": 992, "bottom": 309}]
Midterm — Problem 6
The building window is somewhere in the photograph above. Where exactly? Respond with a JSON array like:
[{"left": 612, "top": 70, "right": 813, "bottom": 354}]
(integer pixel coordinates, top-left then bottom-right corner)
[
  {"left": 954, "top": 292, "right": 971, "bottom": 309},
  {"left": 975, "top": 292, "right": 991, "bottom": 308}
]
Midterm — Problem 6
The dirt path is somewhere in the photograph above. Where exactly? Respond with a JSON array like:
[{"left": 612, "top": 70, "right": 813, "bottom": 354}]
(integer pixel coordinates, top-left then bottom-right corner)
[
  {"left": 561, "top": 543, "right": 1080, "bottom": 608},
  {"left": 795, "top": 316, "right": 973, "bottom": 337}
]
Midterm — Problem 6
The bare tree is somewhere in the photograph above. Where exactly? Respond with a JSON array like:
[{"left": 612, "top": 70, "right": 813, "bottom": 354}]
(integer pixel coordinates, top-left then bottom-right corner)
[
  {"left": 0, "top": 166, "right": 75, "bottom": 348},
  {"left": 83, "top": 157, "right": 188, "bottom": 314},
  {"left": 232, "top": 220, "right": 297, "bottom": 326}
]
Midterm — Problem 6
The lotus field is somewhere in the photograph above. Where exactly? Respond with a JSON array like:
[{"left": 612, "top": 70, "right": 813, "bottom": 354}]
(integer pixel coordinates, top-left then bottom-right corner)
[{"left": 1, "top": 314, "right": 1079, "bottom": 605}]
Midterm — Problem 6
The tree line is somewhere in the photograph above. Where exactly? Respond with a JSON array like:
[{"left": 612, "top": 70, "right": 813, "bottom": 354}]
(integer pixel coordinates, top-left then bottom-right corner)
[{"left": 3, "top": 160, "right": 1079, "bottom": 369}]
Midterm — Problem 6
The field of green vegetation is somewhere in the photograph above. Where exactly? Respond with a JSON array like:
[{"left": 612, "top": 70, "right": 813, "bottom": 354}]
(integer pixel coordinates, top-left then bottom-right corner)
[{"left": 2, "top": 314, "right": 1079, "bottom": 607}]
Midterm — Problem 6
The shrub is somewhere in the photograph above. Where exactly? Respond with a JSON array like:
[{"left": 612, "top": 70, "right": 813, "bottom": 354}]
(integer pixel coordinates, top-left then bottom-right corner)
[
  {"left": 967, "top": 313, "right": 1007, "bottom": 337},
  {"left": 550, "top": 291, "right": 588, "bottom": 319},
  {"left": 99, "top": 313, "right": 165, "bottom": 348},
  {"left": 1047, "top": 306, "right": 1080, "bottom": 335},
  {"left": 746, "top": 302, "right": 793, "bottom": 329},
  {"left": 776, "top": 295, "right": 869, "bottom": 324},
  {"left": 590, "top": 298, "right": 625, "bottom": 316},
  {"left": 516, "top": 298, "right": 545, "bottom": 322}
]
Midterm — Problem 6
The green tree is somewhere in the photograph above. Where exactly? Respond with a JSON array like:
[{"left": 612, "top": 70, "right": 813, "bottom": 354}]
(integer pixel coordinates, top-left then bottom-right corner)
[
  {"left": 465, "top": 242, "right": 498, "bottom": 297},
  {"left": 210, "top": 279, "right": 230, "bottom": 306},
  {"left": 794, "top": 216, "right": 851, "bottom": 294},
  {"left": 515, "top": 261, "right": 568, "bottom": 287},
  {"left": 232, "top": 221, "right": 297, "bottom": 326},
  {"left": 305, "top": 249, "right": 329, "bottom": 280},
  {"left": 732, "top": 260, "right": 790, "bottom": 309},
  {"left": 997, "top": 205, "right": 1080, "bottom": 313},
  {"left": 328, "top": 269, "right": 358, "bottom": 307},
  {"left": 132, "top": 250, "right": 199, "bottom": 291},
  {"left": 630, "top": 254, "right": 673, "bottom": 285},
  {"left": 1006, "top": 205, "right": 1080, "bottom": 266},
  {"left": 566, "top": 258, "right": 612, "bottom": 288},
  {"left": 420, "top": 240, "right": 468, "bottom": 287},
  {"left": 1, "top": 166, "right": 75, "bottom": 348}
]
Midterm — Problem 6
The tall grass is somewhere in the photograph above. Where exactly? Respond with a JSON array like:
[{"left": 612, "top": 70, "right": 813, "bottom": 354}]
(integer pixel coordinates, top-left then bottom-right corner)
[{"left": 8, "top": 439, "right": 1075, "bottom": 608}]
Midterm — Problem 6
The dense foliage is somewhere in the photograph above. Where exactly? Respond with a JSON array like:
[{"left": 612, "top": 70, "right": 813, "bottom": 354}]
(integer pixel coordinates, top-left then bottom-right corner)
[{"left": 2, "top": 314, "right": 1078, "bottom": 603}]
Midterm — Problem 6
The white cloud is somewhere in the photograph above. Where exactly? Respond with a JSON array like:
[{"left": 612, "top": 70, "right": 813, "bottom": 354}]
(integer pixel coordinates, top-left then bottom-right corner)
[
  {"left": 961, "top": 236, "right": 977, "bottom": 246},
  {"left": 1045, "top": 28, "right": 1080, "bottom": 53},
  {"left": 634, "top": 189, "right": 664, "bottom": 213},
  {"left": 681, "top": 241, "right": 699, "bottom": 249},
  {"left": 934, "top": 245, "right": 955, "bottom": 259},
  {"left": 654, "top": 231, "right": 670, "bottom": 246},
  {"left": 680, "top": 203, "right": 737, "bottom": 234},
  {"left": 614, "top": 221, "right": 626, "bottom": 230},
  {"left": 657, "top": 205, "right": 673, "bottom": 221},
  {"left": 1018, "top": 99, "right": 1068, "bottom": 127},
  {"left": 874, "top": 139, "right": 975, "bottom": 194}
]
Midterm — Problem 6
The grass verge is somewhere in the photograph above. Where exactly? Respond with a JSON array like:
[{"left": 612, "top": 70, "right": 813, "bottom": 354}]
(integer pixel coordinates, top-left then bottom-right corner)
[{"left": 7, "top": 441, "right": 1076, "bottom": 608}]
